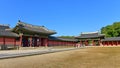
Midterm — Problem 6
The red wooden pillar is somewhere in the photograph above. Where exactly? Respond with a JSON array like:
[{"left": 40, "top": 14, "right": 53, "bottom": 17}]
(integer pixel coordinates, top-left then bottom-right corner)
[
  {"left": 118, "top": 41, "right": 120, "bottom": 45},
  {"left": 62, "top": 41, "right": 63, "bottom": 46},
  {"left": 104, "top": 41, "right": 106, "bottom": 46},
  {"left": 102, "top": 41, "right": 104, "bottom": 46},
  {"left": 54, "top": 41, "right": 56, "bottom": 46},
  {"left": 44, "top": 38, "right": 48, "bottom": 47},
  {"left": 86, "top": 40, "right": 88, "bottom": 46},
  {"left": 85, "top": 40, "right": 88, "bottom": 46},
  {"left": 19, "top": 35, "right": 23, "bottom": 47},
  {"left": 52, "top": 41, "right": 54, "bottom": 46},
  {"left": 112, "top": 41, "right": 113, "bottom": 46},
  {"left": 105, "top": 41, "right": 106, "bottom": 46},
  {"left": 107, "top": 41, "right": 108, "bottom": 46},
  {"left": 117, "top": 41, "right": 118, "bottom": 46},
  {"left": 48, "top": 40, "right": 50, "bottom": 46},
  {"left": 108, "top": 41, "right": 112, "bottom": 46},
  {"left": 29, "top": 37, "right": 32, "bottom": 47},
  {"left": 66, "top": 41, "right": 68, "bottom": 45},
  {"left": 107, "top": 41, "right": 109, "bottom": 46},
  {"left": 3, "top": 37, "right": 5, "bottom": 45},
  {"left": 3, "top": 37, "right": 6, "bottom": 49},
  {"left": 84, "top": 41, "right": 86, "bottom": 46},
  {"left": 14, "top": 38, "right": 16, "bottom": 47},
  {"left": 92, "top": 40, "right": 94, "bottom": 46},
  {"left": 106, "top": 41, "right": 110, "bottom": 46},
  {"left": 111, "top": 41, "right": 112, "bottom": 46},
  {"left": 39, "top": 37, "right": 41, "bottom": 47},
  {"left": 80, "top": 41, "right": 82, "bottom": 46},
  {"left": 115, "top": 41, "right": 117, "bottom": 46},
  {"left": 104, "top": 41, "right": 107, "bottom": 46},
  {"left": 109, "top": 41, "right": 111, "bottom": 46}
]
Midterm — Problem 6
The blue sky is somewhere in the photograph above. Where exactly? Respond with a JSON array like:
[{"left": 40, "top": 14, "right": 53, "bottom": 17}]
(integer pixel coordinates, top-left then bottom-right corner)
[{"left": 0, "top": 0, "right": 120, "bottom": 36}]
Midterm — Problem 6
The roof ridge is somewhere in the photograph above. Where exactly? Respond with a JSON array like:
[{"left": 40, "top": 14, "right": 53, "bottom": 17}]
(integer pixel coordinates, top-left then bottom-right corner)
[
  {"left": 81, "top": 31, "right": 99, "bottom": 34},
  {"left": 0, "top": 24, "right": 10, "bottom": 26},
  {"left": 17, "top": 21, "right": 56, "bottom": 33}
]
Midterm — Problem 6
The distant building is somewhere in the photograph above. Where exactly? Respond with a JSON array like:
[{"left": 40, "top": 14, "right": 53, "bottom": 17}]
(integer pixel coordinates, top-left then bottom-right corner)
[
  {"left": 102, "top": 37, "right": 120, "bottom": 46},
  {"left": 75, "top": 31, "right": 105, "bottom": 46}
]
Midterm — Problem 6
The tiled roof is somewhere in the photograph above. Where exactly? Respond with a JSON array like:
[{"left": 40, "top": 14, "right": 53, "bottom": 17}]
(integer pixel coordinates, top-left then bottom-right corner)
[
  {"left": 48, "top": 36, "right": 78, "bottom": 42},
  {"left": 14, "top": 21, "right": 56, "bottom": 35},
  {"left": 0, "top": 25, "right": 19, "bottom": 37},
  {"left": 0, "top": 25, "right": 9, "bottom": 30},
  {"left": 76, "top": 32, "right": 105, "bottom": 39},
  {"left": 0, "top": 30, "right": 19, "bottom": 37},
  {"left": 101, "top": 37, "right": 120, "bottom": 41}
]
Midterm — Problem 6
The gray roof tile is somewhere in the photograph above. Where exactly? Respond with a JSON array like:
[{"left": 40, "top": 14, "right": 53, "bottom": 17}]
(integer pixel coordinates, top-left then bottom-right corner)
[
  {"left": 101, "top": 37, "right": 120, "bottom": 41},
  {"left": 49, "top": 36, "right": 78, "bottom": 42},
  {"left": 0, "top": 30, "right": 19, "bottom": 37},
  {"left": 15, "top": 21, "right": 56, "bottom": 35},
  {"left": 76, "top": 32, "right": 105, "bottom": 39}
]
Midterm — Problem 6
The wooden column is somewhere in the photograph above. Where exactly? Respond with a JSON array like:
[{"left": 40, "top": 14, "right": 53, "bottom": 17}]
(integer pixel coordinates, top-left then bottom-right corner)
[
  {"left": 39, "top": 37, "right": 41, "bottom": 47},
  {"left": 19, "top": 35, "right": 23, "bottom": 47},
  {"left": 3, "top": 37, "right": 5, "bottom": 45},
  {"left": 29, "top": 37, "right": 32, "bottom": 47},
  {"left": 44, "top": 38, "right": 48, "bottom": 47},
  {"left": 108, "top": 41, "right": 109, "bottom": 46},
  {"left": 3, "top": 37, "right": 6, "bottom": 50},
  {"left": 109, "top": 41, "right": 111, "bottom": 46},
  {"left": 117, "top": 41, "right": 119, "bottom": 46},
  {"left": 112, "top": 41, "right": 113, "bottom": 46},
  {"left": 14, "top": 38, "right": 16, "bottom": 47},
  {"left": 106, "top": 41, "right": 107, "bottom": 46},
  {"left": 115, "top": 41, "right": 117, "bottom": 46},
  {"left": 106, "top": 41, "right": 108, "bottom": 46},
  {"left": 119, "top": 41, "right": 120, "bottom": 45},
  {"left": 85, "top": 40, "right": 87, "bottom": 46},
  {"left": 92, "top": 40, "right": 94, "bottom": 46}
]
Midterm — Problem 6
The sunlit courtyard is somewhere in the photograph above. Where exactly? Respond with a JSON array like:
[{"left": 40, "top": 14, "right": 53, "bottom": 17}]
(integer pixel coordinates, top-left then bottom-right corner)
[{"left": 0, "top": 47, "right": 120, "bottom": 68}]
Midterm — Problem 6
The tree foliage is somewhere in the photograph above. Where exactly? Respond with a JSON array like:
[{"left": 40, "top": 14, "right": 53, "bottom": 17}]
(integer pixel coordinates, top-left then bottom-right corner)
[
  {"left": 101, "top": 22, "right": 120, "bottom": 37},
  {"left": 58, "top": 36, "right": 75, "bottom": 39}
]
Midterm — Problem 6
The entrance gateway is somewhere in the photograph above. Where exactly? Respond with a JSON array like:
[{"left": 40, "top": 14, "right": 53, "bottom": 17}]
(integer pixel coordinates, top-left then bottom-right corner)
[{"left": 12, "top": 21, "right": 56, "bottom": 47}]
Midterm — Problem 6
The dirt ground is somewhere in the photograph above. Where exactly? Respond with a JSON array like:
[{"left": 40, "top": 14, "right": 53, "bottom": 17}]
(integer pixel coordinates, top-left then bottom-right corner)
[{"left": 0, "top": 47, "right": 120, "bottom": 68}]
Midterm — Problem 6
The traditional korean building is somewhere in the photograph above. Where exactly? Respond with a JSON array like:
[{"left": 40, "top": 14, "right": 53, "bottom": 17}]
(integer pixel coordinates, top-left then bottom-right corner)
[
  {"left": 3, "top": 20, "right": 120, "bottom": 49},
  {"left": 101, "top": 37, "right": 120, "bottom": 46},
  {"left": 12, "top": 20, "right": 56, "bottom": 47},
  {"left": 0, "top": 20, "right": 78, "bottom": 49},
  {"left": 0, "top": 24, "right": 19, "bottom": 49},
  {"left": 75, "top": 31, "right": 105, "bottom": 46}
]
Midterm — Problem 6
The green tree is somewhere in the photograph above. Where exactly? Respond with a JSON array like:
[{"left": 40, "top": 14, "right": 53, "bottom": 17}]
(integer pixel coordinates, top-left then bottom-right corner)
[
  {"left": 58, "top": 36, "right": 75, "bottom": 39},
  {"left": 101, "top": 22, "right": 120, "bottom": 37}
]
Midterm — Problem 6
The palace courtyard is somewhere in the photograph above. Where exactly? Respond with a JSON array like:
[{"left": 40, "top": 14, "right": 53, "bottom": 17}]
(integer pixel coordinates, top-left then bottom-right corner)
[{"left": 0, "top": 47, "right": 120, "bottom": 68}]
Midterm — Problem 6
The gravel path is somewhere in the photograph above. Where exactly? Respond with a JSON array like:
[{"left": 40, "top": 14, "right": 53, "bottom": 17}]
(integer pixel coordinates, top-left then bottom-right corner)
[{"left": 0, "top": 47, "right": 84, "bottom": 59}]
